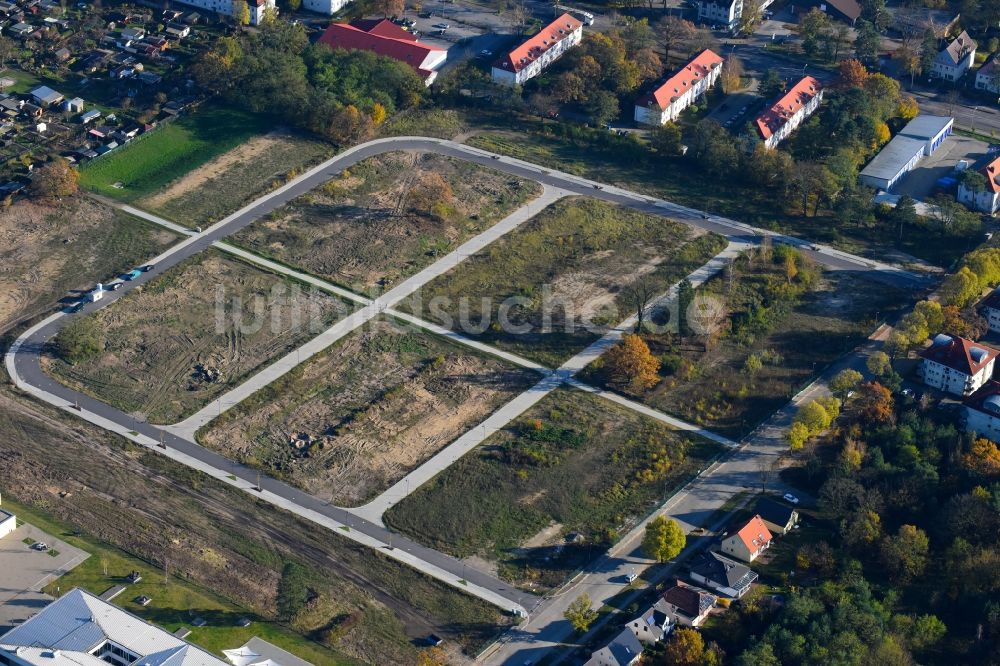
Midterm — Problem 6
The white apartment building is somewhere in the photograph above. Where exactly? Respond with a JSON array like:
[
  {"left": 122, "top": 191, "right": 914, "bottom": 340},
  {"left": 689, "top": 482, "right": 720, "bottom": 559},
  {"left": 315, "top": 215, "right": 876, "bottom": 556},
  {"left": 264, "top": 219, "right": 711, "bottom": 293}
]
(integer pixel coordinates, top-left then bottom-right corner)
[
  {"left": 919, "top": 333, "right": 998, "bottom": 396},
  {"left": 958, "top": 155, "right": 1000, "bottom": 214},
  {"left": 979, "top": 287, "right": 1000, "bottom": 334},
  {"left": 172, "top": 0, "right": 275, "bottom": 25},
  {"left": 634, "top": 49, "right": 723, "bottom": 126},
  {"left": 302, "top": 0, "right": 352, "bottom": 15},
  {"left": 491, "top": 13, "right": 583, "bottom": 86},
  {"left": 695, "top": 0, "right": 774, "bottom": 32},
  {"left": 931, "top": 31, "right": 976, "bottom": 81},
  {"left": 964, "top": 381, "right": 1000, "bottom": 442},
  {"left": 754, "top": 76, "right": 823, "bottom": 149},
  {"left": 976, "top": 57, "right": 1000, "bottom": 95}
]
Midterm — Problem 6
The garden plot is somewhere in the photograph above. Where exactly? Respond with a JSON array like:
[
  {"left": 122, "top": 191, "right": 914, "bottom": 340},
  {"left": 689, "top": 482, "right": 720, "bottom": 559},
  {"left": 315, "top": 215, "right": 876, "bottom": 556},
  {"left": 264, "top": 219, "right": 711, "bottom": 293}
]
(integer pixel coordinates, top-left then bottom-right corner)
[
  {"left": 198, "top": 318, "right": 537, "bottom": 507},
  {"left": 399, "top": 197, "right": 728, "bottom": 367},
  {"left": 229, "top": 151, "right": 541, "bottom": 293},
  {"left": 385, "top": 387, "right": 722, "bottom": 592},
  {"left": 47, "top": 250, "right": 352, "bottom": 424}
]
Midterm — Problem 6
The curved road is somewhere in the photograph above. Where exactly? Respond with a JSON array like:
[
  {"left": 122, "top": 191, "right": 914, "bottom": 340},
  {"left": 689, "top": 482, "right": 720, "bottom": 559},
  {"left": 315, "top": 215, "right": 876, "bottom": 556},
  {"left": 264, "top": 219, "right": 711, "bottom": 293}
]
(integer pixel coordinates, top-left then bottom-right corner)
[{"left": 6, "top": 136, "right": 931, "bottom": 623}]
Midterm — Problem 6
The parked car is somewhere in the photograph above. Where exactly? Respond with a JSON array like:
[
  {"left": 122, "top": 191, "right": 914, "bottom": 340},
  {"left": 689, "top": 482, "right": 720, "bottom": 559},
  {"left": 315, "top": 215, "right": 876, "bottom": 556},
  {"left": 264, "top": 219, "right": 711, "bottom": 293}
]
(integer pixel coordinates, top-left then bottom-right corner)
[
  {"left": 625, "top": 571, "right": 638, "bottom": 584},
  {"left": 31, "top": 542, "right": 48, "bottom": 551},
  {"left": 782, "top": 493, "right": 800, "bottom": 505},
  {"left": 479, "top": 49, "right": 492, "bottom": 56},
  {"left": 106, "top": 281, "right": 124, "bottom": 291},
  {"left": 122, "top": 269, "right": 142, "bottom": 281},
  {"left": 67, "top": 302, "right": 84, "bottom": 313},
  {"left": 433, "top": 22, "right": 450, "bottom": 29},
  {"left": 140, "top": 264, "right": 155, "bottom": 272}
]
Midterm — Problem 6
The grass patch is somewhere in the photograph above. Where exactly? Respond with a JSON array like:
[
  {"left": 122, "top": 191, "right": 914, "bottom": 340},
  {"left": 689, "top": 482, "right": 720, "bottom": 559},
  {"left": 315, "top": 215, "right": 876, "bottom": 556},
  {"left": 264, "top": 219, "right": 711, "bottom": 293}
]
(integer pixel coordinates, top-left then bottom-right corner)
[
  {"left": 230, "top": 151, "right": 541, "bottom": 293},
  {"left": 79, "top": 106, "right": 275, "bottom": 200},
  {"left": 198, "top": 317, "right": 537, "bottom": 507},
  {"left": 581, "top": 250, "right": 910, "bottom": 438},
  {"left": 399, "top": 197, "right": 727, "bottom": 367},
  {"left": 48, "top": 250, "right": 352, "bottom": 424},
  {"left": 0, "top": 497, "right": 356, "bottom": 665},
  {"left": 385, "top": 387, "right": 724, "bottom": 592}
]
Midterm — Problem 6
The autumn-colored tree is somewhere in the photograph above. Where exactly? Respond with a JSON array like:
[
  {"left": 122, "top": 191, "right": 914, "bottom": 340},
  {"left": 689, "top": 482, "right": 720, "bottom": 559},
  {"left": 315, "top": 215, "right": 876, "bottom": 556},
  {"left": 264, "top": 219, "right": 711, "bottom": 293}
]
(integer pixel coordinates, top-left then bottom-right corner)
[
  {"left": 866, "top": 351, "right": 891, "bottom": 377},
  {"left": 406, "top": 172, "right": 454, "bottom": 218},
  {"left": 656, "top": 15, "right": 695, "bottom": 65},
  {"left": 897, "top": 95, "right": 919, "bottom": 120},
  {"left": 838, "top": 58, "right": 869, "bottom": 87},
  {"left": 874, "top": 121, "right": 891, "bottom": 147},
  {"left": 720, "top": 55, "right": 744, "bottom": 93},
  {"left": 962, "top": 438, "right": 1000, "bottom": 478},
  {"left": 842, "top": 509, "right": 882, "bottom": 548},
  {"left": 564, "top": 593, "right": 598, "bottom": 632},
  {"left": 237, "top": 0, "right": 251, "bottom": 26},
  {"left": 830, "top": 369, "right": 863, "bottom": 398},
  {"left": 416, "top": 646, "right": 447, "bottom": 666},
  {"left": 370, "top": 102, "right": 387, "bottom": 126},
  {"left": 787, "top": 421, "right": 810, "bottom": 451},
  {"left": 662, "top": 627, "right": 706, "bottom": 666},
  {"left": 880, "top": 524, "right": 929, "bottom": 582},
  {"left": 783, "top": 251, "right": 798, "bottom": 283},
  {"left": 375, "top": 0, "right": 404, "bottom": 17},
  {"left": 857, "top": 381, "right": 894, "bottom": 424},
  {"left": 642, "top": 516, "right": 685, "bottom": 562},
  {"left": 605, "top": 333, "right": 661, "bottom": 393},
  {"left": 942, "top": 305, "right": 987, "bottom": 340},
  {"left": 29, "top": 158, "right": 79, "bottom": 200}
]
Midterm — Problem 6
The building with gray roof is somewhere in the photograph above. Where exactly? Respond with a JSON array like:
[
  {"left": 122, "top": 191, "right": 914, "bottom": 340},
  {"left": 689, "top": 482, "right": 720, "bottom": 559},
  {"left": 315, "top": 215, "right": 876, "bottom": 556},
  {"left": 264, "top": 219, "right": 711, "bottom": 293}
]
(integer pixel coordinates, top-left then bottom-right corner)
[{"left": 858, "top": 114, "right": 954, "bottom": 192}]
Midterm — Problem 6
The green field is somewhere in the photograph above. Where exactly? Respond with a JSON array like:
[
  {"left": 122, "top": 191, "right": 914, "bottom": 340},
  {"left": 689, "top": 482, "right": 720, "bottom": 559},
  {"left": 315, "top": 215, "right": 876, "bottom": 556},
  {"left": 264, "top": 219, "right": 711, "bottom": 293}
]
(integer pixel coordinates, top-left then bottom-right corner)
[
  {"left": 79, "top": 106, "right": 275, "bottom": 200},
  {"left": 385, "top": 388, "right": 723, "bottom": 592},
  {"left": 2, "top": 498, "right": 358, "bottom": 665}
]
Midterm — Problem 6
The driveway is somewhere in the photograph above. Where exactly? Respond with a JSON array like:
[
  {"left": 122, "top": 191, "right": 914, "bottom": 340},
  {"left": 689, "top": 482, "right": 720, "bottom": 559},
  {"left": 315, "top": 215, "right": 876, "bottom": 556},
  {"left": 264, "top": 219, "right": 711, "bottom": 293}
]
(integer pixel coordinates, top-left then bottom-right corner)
[
  {"left": 0, "top": 523, "right": 89, "bottom": 631},
  {"left": 893, "top": 134, "right": 992, "bottom": 201}
]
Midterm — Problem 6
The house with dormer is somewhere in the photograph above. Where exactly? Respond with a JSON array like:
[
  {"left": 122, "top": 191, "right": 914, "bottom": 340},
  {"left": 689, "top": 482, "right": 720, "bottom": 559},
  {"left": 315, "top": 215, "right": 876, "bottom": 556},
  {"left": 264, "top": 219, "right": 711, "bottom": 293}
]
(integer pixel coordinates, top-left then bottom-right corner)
[
  {"left": 688, "top": 551, "right": 758, "bottom": 598},
  {"left": 721, "top": 515, "right": 773, "bottom": 563},
  {"left": 754, "top": 76, "right": 823, "bottom": 149},
  {"left": 932, "top": 31, "right": 976, "bottom": 81},
  {"left": 660, "top": 581, "right": 716, "bottom": 627},
  {"left": 919, "top": 333, "right": 998, "bottom": 396},
  {"left": 491, "top": 14, "right": 583, "bottom": 86}
]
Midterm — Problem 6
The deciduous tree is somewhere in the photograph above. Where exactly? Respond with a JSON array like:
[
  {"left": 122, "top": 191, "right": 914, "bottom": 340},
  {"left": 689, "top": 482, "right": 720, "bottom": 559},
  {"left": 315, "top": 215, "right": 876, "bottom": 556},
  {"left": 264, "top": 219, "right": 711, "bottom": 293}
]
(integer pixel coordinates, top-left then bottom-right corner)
[
  {"left": 642, "top": 516, "right": 685, "bottom": 562},
  {"left": 830, "top": 369, "right": 863, "bottom": 397},
  {"left": 564, "top": 593, "right": 598, "bottom": 632},
  {"left": 663, "top": 627, "right": 706, "bottom": 666},
  {"left": 605, "top": 334, "right": 661, "bottom": 393},
  {"left": 880, "top": 524, "right": 929, "bottom": 582},
  {"left": 29, "top": 158, "right": 78, "bottom": 199},
  {"left": 857, "top": 381, "right": 894, "bottom": 424},
  {"left": 962, "top": 438, "right": 1000, "bottom": 478}
]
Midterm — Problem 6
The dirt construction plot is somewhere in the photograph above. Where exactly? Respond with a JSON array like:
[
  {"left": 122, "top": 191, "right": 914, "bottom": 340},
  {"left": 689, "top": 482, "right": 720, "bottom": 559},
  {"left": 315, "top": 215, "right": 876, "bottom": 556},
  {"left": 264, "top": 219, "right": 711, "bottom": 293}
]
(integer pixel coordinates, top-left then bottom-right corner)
[
  {"left": 399, "top": 197, "right": 728, "bottom": 366},
  {"left": 142, "top": 131, "right": 333, "bottom": 228},
  {"left": 46, "top": 250, "right": 351, "bottom": 425},
  {"left": 0, "top": 198, "right": 179, "bottom": 334},
  {"left": 385, "top": 388, "right": 722, "bottom": 592},
  {"left": 230, "top": 151, "right": 542, "bottom": 293},
  {"left": 199, "top": 318, "right": 537, "bottom": 507}
]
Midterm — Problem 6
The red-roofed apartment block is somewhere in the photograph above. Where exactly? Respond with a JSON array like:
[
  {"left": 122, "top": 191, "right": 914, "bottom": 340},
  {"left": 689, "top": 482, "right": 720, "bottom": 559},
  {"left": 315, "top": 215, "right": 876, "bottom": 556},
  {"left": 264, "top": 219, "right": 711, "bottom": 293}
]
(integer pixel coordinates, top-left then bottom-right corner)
[
  {"left": 317, "top": 19, "right": 447, "bottom": 86},
  {"left": 634, "top": 49, "right": 723, "bottom": 126},
  {"left": 721, "top": 515, "right": 773, "bottom": 563},
  {"left": 958, "top": 154, "right": 1000, "bottom": 214},
  {"left": 491, "top": 13, "right": 583, "bottom": 86},
  {"left": 920, "top": 333, "right": 999, "bottom": 396},
  {"left": 754, "top": 75, "right": 823, "bottom": 149}
]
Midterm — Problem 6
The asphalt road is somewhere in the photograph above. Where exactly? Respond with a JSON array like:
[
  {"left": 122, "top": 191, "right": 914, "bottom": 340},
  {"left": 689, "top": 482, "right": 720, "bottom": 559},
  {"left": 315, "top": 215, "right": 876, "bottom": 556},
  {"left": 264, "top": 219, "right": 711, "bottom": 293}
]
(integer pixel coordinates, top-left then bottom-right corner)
[{"left": 6, "top": 136, "right": 929, "bottom": 623}]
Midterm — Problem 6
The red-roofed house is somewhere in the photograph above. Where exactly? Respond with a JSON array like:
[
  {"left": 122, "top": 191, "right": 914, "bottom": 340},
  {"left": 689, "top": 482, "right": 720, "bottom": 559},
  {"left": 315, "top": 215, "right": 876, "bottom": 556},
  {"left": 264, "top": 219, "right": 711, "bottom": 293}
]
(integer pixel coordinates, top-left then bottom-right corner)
[
  {"left": 317, "top": 19, "right": 447, "bottom": 86},
  {"left": 920, "top": 333, "right": 999, "bottom": 396},
  {"left": 492, "top": 13, "right": 582, "bottom": 86},
  {"left": 958, "top": 155, "right": 1000, "bottom": 214},
  {"left": 979, "top": 287, "right": 1000, "bottom": 334},
  {"left": 634, "top": 49, "right": 724, "bottom": 126},
  {"left": 720, "top": 515, "right": 773, "bottom": 563},
  {"left": 754, "top": 75, "right": 823, "bottom": 149}
]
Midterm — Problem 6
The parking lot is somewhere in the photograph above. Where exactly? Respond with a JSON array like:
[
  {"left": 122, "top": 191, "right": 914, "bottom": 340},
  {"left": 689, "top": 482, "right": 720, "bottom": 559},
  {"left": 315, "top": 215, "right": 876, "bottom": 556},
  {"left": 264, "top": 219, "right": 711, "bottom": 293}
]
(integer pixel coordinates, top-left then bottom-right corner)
[
  {"left": 0, "top": 522, "right": 89, "bottom": 631},
  {"left": 894, "top": 134, "right": 993, "bottom": 201}
]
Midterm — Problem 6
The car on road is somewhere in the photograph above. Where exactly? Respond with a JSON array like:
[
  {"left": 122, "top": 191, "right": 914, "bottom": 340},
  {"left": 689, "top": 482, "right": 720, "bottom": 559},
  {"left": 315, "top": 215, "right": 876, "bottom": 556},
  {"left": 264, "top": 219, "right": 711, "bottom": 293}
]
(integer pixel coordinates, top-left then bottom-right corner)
[
  {"left": 122, "top": 269, "right": 142, "bottom": 281},
  {"left": 479, "top": 49, "right": 492, "bottom": 57},
  {"left": 433, "top": 22, "right": 450, "bottom": 29},
  {"left": 783, "top": 493, "right": 800, "bottom": 505},
  {"left": 106, "top": 281, "right": 124, "bottom": 291},
  {"left": 67, "top": 302, "right": 84, "bottom": 313},
  {"left": 625, "top": 571, "right": 638, "bottom": 584},
  {"left": 140, "top": 264, "right": 155, "bottom": 272},
  {"left": 432, "top": 28, "right": 446, "bottom": 35},
  {"left": 31, "top": 542, "right": 48, "bottom": 551}
]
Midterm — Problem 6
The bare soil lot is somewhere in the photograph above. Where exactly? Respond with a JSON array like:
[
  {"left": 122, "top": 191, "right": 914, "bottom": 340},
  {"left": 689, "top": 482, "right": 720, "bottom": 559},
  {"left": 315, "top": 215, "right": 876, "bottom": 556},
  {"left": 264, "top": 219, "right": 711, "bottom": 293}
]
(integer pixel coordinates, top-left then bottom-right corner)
[
  {"left": 200, "top": 318, "right": 537, "bottom": 507},
  {"left": 385, "top": 388, "right": 722, "bottom": 592},
  {"left": 230, "top": 151, "right": 541, "bottom": 293},
  {"left": 47, "top": 250, "right": 351, "bottom": 424},
  {"left": 0, "top": 198, "right": 178, "bottom": 334},
  {"left": 399, "top": 197, "right": 728, "bottom": 366},
  {"left": 142, "top": 131, "right": 333, "bottom": 228}
]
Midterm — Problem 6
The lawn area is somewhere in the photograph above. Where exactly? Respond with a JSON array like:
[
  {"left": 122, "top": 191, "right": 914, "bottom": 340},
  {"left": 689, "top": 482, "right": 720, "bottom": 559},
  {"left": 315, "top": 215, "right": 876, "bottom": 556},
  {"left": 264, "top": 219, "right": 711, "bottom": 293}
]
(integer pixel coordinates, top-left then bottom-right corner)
[
  {"left": 398, "top": 197, "right": 728, "bottom": 367},
  {"left": 47, "top": 250, "right": 352, "bottom": 424},
  {"left": 79, "top": 106, "right": 276, "bottom": 201},
  {"left": 466, "top": 128, "right": 974, "bottom": 268},
  {"left": 580, "top": 248, "right": 910, "bottom": 438},
  {"left": 0, "top": 198, "right": 179, "bottom": 334},
  {"left": 0, "top": 67, "right": 40, "bottom": 94},
  {"left": 198, "top": 317, "right": 538, "bottom": 507},
  {"left": 141, "top": 130, "right": 334, "bottom": 228},
  {"left": 230, "top": 151, "right": 541, "bottom": 294},
  {"left": 385, "top": 387, "right": 724, "bottom": 592},
  {"left": 1, "top": 497, "right": 357, "bottom": 665}
]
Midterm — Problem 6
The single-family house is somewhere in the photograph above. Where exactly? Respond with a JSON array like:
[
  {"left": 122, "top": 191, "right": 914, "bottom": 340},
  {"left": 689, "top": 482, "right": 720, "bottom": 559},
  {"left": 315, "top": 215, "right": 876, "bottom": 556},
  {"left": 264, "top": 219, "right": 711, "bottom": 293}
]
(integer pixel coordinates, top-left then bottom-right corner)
[
  {"left": 720, "top": 515, "right": 773, "bottom": 563},
  {"left": 756, "top": 497, "right": 799, "bottom": 535},
  {"left": 963, "top": 380, "right": 1000, "bottom": 442},
  {"left": 626, "top": 598, "right": 674, "bottom": 645},
  {"left": 754, "top": 76, "right": 823, "bottom": 149},
  {"left": 120, "top": 26, "right": 144, "bottom": 41},
  {"left": 920, "top": 333, "right": 999, "bottom": 396},
  {"left": 491, "top": 13, "right": 583, "bottom": 86},
  {"left": 660, "top": 581, "right": 716, "bottom": 627},
  {"left": 979, "top": 287, "right": 1000, "bottom": 334},
  {"left": 802, "top": 0, "right": 861, "bottom": 25},
  {"left": 79, "top": 108, "right": 101, "bottom": 124},
  {"left": 584, "top": 627, "right": 644, "bottom": 666},
  {"left": 64, "top": 97, "right": 84, "bottom": 113},
  {"left": 976, "top": 57, "right": 1000, "bottom": 95},
  {"left": 318, "top": 19, "right": 447, "bottom": 86},
  {"left": 931, "top": 31, "right": 976, "bottom": 81},
  {"left": 165, "top": 24, "right": 191, "bottom": 39},
  {"left": 8, "top": 22, "right": 34, "bottom": 38},
  {"left": 634, "top": 49, "right": 724, "bottom": 126},
  {"left": 21, "top": 103, "right": 42, "bottom": 119},
  {"left": 958, "top": 154, "right": 1000, "bottom": 214},
  {"left": 30, "top": 85, "right": 63, "bottom": 107},
  {"left": 687, "top": 551, "right": 758, "bottom": 598}
]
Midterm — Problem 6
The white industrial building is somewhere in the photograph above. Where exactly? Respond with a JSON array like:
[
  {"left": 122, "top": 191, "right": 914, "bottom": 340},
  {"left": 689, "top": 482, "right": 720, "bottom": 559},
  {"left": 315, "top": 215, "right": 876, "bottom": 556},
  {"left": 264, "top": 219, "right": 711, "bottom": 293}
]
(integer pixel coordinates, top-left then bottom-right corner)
[
  {"left": 858, "top": 114, "right": 953, "bottom": 192},
  {"left": 919, "top": 333, "right": 998, "bottom": 397}
]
